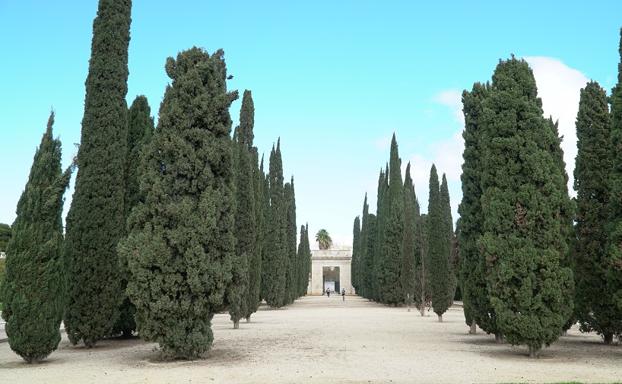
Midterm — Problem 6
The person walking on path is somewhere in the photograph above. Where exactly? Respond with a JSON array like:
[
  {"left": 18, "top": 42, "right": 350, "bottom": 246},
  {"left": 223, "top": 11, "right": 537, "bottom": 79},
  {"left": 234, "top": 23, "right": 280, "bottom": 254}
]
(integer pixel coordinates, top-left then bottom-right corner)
[
  {"left": 326, "top": 288, "right": 330, "bottom": 297},
  {"left": 341, "top": 288, "right": 346, "bottom": 301}
]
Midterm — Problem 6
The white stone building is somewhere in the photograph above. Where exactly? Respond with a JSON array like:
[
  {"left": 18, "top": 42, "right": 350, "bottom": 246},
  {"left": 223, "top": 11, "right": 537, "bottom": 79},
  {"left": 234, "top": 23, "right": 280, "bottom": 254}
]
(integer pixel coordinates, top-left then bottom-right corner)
[{"left": 307, "top": 246, "right": 354, "bottom": 295}]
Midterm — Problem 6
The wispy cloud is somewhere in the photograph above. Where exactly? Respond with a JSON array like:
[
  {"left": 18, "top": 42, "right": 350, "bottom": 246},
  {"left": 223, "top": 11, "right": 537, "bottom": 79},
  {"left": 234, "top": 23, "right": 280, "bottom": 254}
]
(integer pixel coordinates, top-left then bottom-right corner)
[
  {"left": 433, "top": 89, "right": 464, "bottom": 124},
  {"left": 525, "top": 56, "right": 588, "bottom": 195}
]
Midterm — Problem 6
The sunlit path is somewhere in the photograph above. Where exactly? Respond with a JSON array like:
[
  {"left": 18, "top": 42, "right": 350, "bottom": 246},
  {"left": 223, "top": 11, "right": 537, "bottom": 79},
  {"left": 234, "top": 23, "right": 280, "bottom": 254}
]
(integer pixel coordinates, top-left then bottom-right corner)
[{"left": 2, "top": 295, "right": 620, "bottom": 383}]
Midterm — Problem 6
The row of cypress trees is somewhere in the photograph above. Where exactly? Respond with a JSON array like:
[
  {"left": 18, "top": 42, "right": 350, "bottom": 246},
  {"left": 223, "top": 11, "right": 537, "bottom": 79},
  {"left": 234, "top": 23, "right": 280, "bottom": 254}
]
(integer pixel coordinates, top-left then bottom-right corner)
[
  {"left": 351, "top": 135, "right": 457, "bottom": 321},
  {"left": 1, "top": 0, "right": 312, "bottom": 362}
]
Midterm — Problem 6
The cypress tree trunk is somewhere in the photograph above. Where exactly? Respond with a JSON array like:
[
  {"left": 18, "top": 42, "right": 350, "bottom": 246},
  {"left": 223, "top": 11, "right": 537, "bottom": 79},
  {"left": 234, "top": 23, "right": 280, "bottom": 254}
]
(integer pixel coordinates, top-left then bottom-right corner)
[
  {"left": 64, "top": 0, "right": 132, "bottom": 348},
  {"left": 118, "top": 48, "right": 238, "bottom": 359},
  {"left": 1, "top": 113, "right": 73, "bottom": 363},
  {"left": 469, "top": 321, "right": 477, "bottom": 335}
]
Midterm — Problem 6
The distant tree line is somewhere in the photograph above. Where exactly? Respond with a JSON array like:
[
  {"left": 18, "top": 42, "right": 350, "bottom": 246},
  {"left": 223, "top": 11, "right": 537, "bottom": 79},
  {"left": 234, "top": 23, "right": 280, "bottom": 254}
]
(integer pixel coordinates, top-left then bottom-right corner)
[{"left": 350, "top": 135, "right": 457, "bottom": 321}]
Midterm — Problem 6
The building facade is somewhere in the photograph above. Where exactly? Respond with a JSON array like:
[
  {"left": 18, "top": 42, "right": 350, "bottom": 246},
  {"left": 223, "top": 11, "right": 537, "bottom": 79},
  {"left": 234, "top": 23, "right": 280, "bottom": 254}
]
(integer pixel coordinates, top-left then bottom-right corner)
[{"left": 307, "top": 246, "right": 354, "bottom": 295}]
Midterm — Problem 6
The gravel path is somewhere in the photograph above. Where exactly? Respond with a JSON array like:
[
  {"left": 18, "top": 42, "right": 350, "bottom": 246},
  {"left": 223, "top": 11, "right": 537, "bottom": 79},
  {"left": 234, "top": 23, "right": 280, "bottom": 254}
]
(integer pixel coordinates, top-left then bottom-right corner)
[{"left": 1, "top": 295, "right": 621, "bottom": 383}]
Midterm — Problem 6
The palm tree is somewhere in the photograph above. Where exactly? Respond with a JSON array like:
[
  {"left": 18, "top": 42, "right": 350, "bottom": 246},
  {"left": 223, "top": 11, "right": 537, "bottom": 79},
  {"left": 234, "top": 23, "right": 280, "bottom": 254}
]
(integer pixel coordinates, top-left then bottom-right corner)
[{"left": 315, "top": 229, "right": 333, "bottom": 250}]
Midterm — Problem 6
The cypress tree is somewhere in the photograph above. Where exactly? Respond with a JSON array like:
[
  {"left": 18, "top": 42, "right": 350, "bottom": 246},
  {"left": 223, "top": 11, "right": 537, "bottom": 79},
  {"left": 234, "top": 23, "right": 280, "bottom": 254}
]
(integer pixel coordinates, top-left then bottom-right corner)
[
  {"left": 245, "top": 113, "right": 263, "bottom": 320},
  {"left": 64, "top": 0, "right": 132, "bottom": 347},
  {"left": 366, "top": 213, "right": 378, "bottom": 300},
  {"left": 440, "top": 174, "right": 455, "bottom": 307},
  {"left": 414, "top": 213, "right": 429, "bottom": 315},
  {"left": 1, "top": 113, "right": 72, "bottom": 363},
  {"left": 378, "top": 134, "right": 404, "bottom": 305},
  {"left": 260, "top": 158, "right": 271, "bottom": 301},
  {"left": 479, "top": 57, "right": 573, "bottom": 357},
  {"left": 351, "top": 216, "right": 361, "bottom": 292},
  {"left": 297, "top": 224, "right": 311, "bottom": 296},
  {"left": 230, "top": 90, "right": 260, "bottom": 328},
  {"left": 459, "top": 83, "right": 500, "bottom": 336},
  {"left": 605, "top": 29, "right": 622, "bottom": 344},
  {"left": 427, "top": 165, "right": 451, "bottom": 321},
  {"left": 284, "top": 179, "right": 297, "bottom": 304},
  {"left": 402, "top": 163, "right": 417, "bottom": 309},
  {"left": 264, "top": 142, "right": 287, "bottom": 307},
  {"left": 115, "top": 95, "right": 154, "bottom": 337},
  {"left": 118, "top": 48, "right": 238, "bottom": 359},
  {"left": 373, "top": 167, "right": 388, "bottom": 302},
  {"left": 358, "top": 195, "right": 370, "bottom": 298}
]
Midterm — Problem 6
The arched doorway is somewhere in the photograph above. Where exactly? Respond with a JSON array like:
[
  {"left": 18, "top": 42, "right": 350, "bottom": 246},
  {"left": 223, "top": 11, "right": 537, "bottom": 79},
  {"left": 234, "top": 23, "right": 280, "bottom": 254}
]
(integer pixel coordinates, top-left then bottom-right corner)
[{"left": 322, "top": 266, "right": 340, "bottom": 293}]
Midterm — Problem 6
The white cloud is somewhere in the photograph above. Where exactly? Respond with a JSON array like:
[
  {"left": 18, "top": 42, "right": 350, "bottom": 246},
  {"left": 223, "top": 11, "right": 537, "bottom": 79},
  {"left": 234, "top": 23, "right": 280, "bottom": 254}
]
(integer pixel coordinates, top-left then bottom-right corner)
[
  {"left": 525, "top": 56, "right": 588, "bottom": 195},
  {"left": 407, "top": 57, "right": 587, "bottom": 218},
  {"left": 434, "top": 89, "right": 464, "bottom": 124}
]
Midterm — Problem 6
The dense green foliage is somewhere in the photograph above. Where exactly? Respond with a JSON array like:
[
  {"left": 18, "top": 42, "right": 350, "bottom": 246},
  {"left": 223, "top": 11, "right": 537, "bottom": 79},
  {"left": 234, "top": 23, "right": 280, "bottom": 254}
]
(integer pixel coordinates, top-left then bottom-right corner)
[
  {"left": 478, "top": 57, "right": 573, "bottom": 356},
  {"left": 605, "top": 29, "right": 622, "bottom": 341},
  {"left": 401, "top": 163, "right": 417, "bottom": 307},
  {"left": 284, "top": 179, "right": 298, "bottom": 304},
  {"left": 114, "top": 95, "right": 154, "bottom": 337},
  {"left": 241, "top": 91, "right": 263, "bottom": 322},
  {"left": 0, "top": 223, "right": 11, "bottom": 253},
  {"left": 427, "top": 166, "right": 452, "bottom": 320},
  {"left": 351, "top": 216, "right": 361, "bottom": 292},
  {"left": 264, "top": 142, "right": 287, "bottom": 307},
  {"left": 1, "top": 113, "right": 72, "bottom": 363},
  {"left": 574, "top": 81, "right": 620, "bottom": 342},
  {"left": 296, "top": 224, "right": 312, "bottom": 297},
  {"left": 377, "top": 135, "right": 404, "bottom": 305},
  {"left": 459, "top": 83, "right": 499, "bottom": 335},
  {"left": 64, "top": 0, "right": 132, "bottom": 347},
  {"left": 118, "top": 47, "right": 238, "bottom": 359}
]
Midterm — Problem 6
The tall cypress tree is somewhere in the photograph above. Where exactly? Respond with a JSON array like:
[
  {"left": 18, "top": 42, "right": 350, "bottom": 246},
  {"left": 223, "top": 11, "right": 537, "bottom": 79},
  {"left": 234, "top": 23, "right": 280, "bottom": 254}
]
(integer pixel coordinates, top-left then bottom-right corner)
[
  {"left": 230, "top": 90, "right": 260, "bottom": 328},
  {"left": 297, "top": 224, "right": 311, "bottom": 296},
  {"left": 264, "top": 142, "right": 287, "bottom": 307},
  {"left": 351, "top": 216, "right": 361, "bottom": 292},
  {"left": 373, "top": 167, "right": 388, "bottom": 302},
  {"left": 440, "top": 174, "right": 455, "bottom": 308},
  {"left": 1, "top": 113, "right": 72, "bottom": 363},
  {"left": 414, "top": 213, "right": 429, "bottom": 315},
  {"left": 284, "top": 178, "right": 297, "bottom": 304},
  {"left": 358, "top": 195, "right": 370, "bottom": 298},
  {"left": 459, "top": 83, "right": 499, "bottom": 336},
  {"left": 366, "top": 213, "right": 378, "bottom": 300},
  {"left": 605, "top": 29, "right": 622, "bottom": 344},
  {"left": 427, "top": 165, "right": 451, "bottom": 321},
  {"left": 244, "top": 93, "right": 263, "bottom": 321},
  {"left": 115, "top": 95, "right": 154, "bottom": 337},
  {"left": 118, "top": 48, "right": 238, "bottom": 359},
  {"left": 64, "top": 0, "right": 132, "bottom": 347},
  {"left": 378, "top": 134, "right": 404, "bottom": 305},
  {"left": 574, "top": 81, "right": 620, "bottom": 342},
  {"left": 479, "top": 57, "right": 573, "bottom": 357},
  {"left": 260, "top": 158, "right": 271, "bottom": 301},
  {"left": 402, "top": 163, "right": 417, "bottom": 309}
]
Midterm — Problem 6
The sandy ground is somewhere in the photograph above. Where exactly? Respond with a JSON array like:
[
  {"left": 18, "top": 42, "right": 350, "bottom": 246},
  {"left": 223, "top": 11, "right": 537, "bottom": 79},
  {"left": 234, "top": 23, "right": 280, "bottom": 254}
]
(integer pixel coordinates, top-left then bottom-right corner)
[{"left": 1, "top": 295, "right": 621, "bottom": 384}]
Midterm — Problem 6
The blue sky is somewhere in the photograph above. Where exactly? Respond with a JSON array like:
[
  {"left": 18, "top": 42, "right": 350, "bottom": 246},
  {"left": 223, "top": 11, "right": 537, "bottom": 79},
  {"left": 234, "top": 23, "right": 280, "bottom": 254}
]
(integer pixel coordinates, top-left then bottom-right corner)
[{"left": 1, "top": 1, "right": 621, "bottom": 246}]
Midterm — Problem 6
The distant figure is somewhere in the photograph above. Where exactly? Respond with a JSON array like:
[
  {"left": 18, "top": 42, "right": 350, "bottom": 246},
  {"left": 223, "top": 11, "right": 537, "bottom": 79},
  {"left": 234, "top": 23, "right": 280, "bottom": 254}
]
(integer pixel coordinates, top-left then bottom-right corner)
[
  {"left": 326, "top": 288, "right": 331, "bottom": 297},
  {"left": 341, "top": 288, "right": 346, "bottom": 301}
]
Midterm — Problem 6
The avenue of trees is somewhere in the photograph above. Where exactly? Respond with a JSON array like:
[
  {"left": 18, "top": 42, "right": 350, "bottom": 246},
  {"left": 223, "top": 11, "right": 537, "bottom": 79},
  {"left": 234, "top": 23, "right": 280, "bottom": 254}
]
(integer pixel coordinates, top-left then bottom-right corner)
[
  {"left": 351, "top": 135, "right": 457, "bottom": 321},
  {"left": 0, "top": 0, "right": 311, "bottom": 362}
]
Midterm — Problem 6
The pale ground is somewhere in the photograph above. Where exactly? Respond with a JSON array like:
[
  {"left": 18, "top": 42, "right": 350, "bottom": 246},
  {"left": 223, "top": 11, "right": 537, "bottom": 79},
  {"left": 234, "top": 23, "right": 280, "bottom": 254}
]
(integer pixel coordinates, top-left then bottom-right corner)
[{"left": 1, "top": 295, "right": 622, "bottom": 384}]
